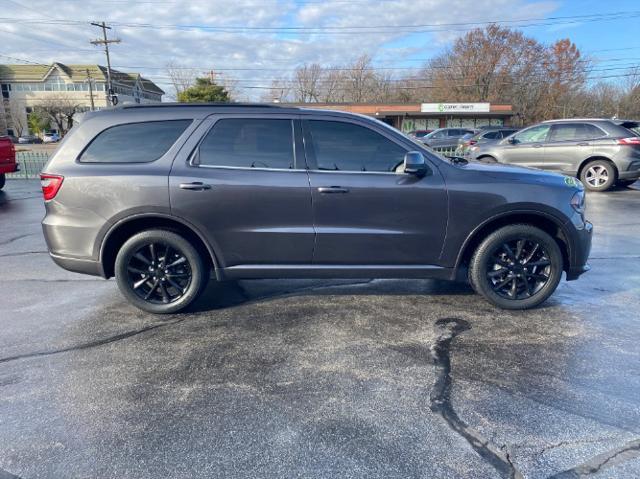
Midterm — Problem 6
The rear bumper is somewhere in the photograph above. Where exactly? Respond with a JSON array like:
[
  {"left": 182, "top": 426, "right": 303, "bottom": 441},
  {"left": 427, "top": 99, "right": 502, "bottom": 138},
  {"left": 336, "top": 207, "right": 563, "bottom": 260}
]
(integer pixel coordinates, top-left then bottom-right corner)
[
  {"left": 49, "top": 252, "right": 105, "bottom": 277},
  {"left": 618, "top": 170, "right": 640, "bottom": 180},
  {"left": 0, "top": 162, "right": 18, "bottom": 174},
  {"left": 565, "top": 220, "right": 592, "bottom": 281}
]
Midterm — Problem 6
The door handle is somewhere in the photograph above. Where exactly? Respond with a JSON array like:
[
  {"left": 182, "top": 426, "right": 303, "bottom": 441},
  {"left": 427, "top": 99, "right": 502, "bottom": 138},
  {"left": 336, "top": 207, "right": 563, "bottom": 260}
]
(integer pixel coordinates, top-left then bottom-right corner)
[
  {"left": 533, "top": 144, "right": 543, "bottom": 148},
  {"left": 179, "top": 182, "right": 211, "bottom": 191},
  {"left": 317, "top": 186, "right": 349, "bottom": 194},
  {"left": 577, "top": 142, "right": 589, "bottom": 146}
]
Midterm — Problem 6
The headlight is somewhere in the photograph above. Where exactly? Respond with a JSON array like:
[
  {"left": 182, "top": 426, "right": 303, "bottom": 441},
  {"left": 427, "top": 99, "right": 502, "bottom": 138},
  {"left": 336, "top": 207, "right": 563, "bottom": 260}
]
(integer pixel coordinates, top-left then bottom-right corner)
[{"left": 571, "top": 190, "right": 586, "bottom": 214}]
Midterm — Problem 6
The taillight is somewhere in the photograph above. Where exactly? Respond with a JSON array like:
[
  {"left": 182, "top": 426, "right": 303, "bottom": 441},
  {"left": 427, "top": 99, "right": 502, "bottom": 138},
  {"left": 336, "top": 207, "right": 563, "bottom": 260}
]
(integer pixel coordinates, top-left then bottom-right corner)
[
  {"left": 617, "top": 137, "right": 640, "bottom": 145},
  {"left": 40, "top": 174, "right": 64, "bottom": 201},
  {"left": 469, "top": 140, "right": 477, "bottom": 145}
]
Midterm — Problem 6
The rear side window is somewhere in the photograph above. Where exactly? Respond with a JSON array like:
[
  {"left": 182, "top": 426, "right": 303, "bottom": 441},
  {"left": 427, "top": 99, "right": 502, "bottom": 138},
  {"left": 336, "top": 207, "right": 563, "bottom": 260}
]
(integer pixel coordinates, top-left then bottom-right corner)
[
  {"left": 197, "top": 118, "right": 294, "bottom": 169},
  {"left": 549, "top": 123, "right": 605, "bottom": 142},
  {"left": 79, "top": 120, "right": 191, "bottom": 163},
  {"left": 307, "top": 120, "right": 406, "bottom": 172},
  {"left": 482, "top": 131, "right": 500, "bottom": 139}
]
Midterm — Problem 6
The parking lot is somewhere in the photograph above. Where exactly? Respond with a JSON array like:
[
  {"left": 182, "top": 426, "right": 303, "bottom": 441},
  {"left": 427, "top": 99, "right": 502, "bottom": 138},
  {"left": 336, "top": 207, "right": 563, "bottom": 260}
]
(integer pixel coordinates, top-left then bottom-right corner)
[{"left": 1, "top": 179, "right": 639, "bottom": 478}]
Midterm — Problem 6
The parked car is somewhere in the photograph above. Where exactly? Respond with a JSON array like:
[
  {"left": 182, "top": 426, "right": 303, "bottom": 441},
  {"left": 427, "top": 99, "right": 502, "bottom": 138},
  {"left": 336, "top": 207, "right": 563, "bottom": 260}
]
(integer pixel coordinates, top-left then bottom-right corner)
[
  {"left": 40, "top": 103, "right": 592, "bottom": 313},
  {"left": 18, "top": 134, "right": 43, "bottom": 144},
  {"left": 406, "top": 129, "right": 433, "bottom": 140},
  {"left": 456, "top": 127, "right": 519, "bottom": 157},
  {"left": 421, "top": 128, "right": 475, "bottom": 150},
  {"left": 470, "top": 119, "right": 640, "bottom": 191},
  {"left": 42, "top": 132, "right": 60, "bottom": 143},
  {"left": 0, "top": 135, "right": 18, "bottom": 190}
]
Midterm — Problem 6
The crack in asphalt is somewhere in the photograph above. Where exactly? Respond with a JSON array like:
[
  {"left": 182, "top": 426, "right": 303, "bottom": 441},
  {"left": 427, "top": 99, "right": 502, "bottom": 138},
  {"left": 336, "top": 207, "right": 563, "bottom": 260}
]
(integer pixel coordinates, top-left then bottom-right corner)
[
  {"left": 0, "top": 234, "right": 36, "bottom": 246},
  {"left": 0, "top": 468, "right": 21, "bottom": 479},
  {"left": 548, "top": 439, "right": 640, "bottom": 478},
  {"left": 0, "top": 250, "right": 47, "bottom": 258},
  {"left": 0, "top": 279, "right": 376, "bottom": 366},
  {"left": 429, "top": 317, "right": 524, "bottom": 479},
  {"left": 0, "top": 318, "right": 193, "bottom": 365}
]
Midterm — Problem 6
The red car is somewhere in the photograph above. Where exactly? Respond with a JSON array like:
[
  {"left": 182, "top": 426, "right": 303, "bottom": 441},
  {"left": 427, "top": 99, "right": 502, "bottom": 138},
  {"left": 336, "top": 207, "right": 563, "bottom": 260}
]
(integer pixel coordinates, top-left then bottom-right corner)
[{"left": 0, "top": 135, "right": 18, "bottom": 189}]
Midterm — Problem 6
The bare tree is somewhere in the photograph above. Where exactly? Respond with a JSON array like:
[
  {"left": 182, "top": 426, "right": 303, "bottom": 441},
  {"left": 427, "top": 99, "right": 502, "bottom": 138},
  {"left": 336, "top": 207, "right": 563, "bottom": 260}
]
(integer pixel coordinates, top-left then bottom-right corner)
[
  {"left": 7, "top": 97, "right": 28, "bottom": 136},
  {"left": 34, "top": 96, "right": 82, "bottom": 134},
  {"left": 165, "top": 62, "right": 198, "bottom": 101}
]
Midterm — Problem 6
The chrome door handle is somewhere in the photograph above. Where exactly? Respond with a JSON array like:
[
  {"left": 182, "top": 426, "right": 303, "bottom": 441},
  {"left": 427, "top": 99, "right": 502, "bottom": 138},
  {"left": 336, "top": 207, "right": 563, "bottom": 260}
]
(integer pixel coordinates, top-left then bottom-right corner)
[
  {"left": 533, "top": 144, "right": 543, "bottom": 148},
  {"left": 179, "top": 182, "right": 211, "bottom": 191},
  {"left": 577, "top": 142, "right": 589, "bottom": 146},
  {"left": 317, "top": 186, "right": 349, "bottom": 194}
]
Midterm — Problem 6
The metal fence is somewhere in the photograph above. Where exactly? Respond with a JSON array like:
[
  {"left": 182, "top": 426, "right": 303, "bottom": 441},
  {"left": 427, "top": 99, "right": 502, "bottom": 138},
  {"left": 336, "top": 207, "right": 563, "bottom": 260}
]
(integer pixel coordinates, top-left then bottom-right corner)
[
  {"left": 6, "top": 147, "right": 459, "bottom": 180},
  {"left": 7, "top": 151, "right": 51, "bottom": 179}
]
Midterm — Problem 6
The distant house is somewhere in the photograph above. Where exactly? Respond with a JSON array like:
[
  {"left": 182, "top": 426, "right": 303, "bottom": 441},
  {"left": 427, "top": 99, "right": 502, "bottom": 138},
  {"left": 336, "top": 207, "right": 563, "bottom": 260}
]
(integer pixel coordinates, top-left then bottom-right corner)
[{"left": 0, "top": 62, "right": 164, "bottom": 136}]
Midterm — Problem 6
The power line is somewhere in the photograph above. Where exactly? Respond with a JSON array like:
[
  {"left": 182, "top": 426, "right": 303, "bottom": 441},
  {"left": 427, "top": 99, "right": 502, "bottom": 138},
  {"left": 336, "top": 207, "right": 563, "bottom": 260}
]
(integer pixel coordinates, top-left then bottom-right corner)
[{"left": 0, "top": 10, "right": 639, "bottom": 35}]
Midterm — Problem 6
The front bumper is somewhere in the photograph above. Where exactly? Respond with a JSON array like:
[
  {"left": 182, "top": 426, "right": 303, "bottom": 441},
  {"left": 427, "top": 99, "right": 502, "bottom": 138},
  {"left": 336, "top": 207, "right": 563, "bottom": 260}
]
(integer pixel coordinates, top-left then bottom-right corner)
[{"left": 565, "top": 220, "right": 593, "bottom": 281}]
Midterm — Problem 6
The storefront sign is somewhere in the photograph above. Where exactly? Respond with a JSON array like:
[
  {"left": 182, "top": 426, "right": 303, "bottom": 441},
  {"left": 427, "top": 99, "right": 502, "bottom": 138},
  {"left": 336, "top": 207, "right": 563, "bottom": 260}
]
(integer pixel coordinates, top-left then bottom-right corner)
[{"left": 421, "top": 103, "right": 491, "bottom": 113}]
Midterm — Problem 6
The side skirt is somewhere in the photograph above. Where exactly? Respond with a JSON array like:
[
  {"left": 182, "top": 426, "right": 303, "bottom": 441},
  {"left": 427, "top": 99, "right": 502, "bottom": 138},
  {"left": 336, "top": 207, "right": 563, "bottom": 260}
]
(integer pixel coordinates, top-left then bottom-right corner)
[{"left": 218, "top": 264, "right": 456, "bottom": 281}]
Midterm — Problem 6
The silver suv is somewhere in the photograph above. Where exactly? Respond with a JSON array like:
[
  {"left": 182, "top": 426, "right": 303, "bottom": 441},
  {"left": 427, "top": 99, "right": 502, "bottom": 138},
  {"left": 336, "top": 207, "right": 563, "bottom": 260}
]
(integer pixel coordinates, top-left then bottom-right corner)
[
  {"left": 40, "top": 104, "right": 592, "bottom": 313},
  {"left": 470, "top": 119, "right": 640, "bottom": 191}
]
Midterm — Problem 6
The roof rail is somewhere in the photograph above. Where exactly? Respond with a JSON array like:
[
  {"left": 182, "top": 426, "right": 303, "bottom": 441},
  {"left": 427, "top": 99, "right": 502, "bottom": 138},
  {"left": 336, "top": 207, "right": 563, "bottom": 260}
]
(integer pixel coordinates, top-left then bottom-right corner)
[{"left": 114, "top": 102, "right": 287, "bottom": 110}]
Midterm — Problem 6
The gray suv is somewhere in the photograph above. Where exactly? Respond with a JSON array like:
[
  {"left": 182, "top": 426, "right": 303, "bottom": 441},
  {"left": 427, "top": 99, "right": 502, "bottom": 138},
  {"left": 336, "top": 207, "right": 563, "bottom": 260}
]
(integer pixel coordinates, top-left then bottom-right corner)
[
  {"left": 470, "top": 119, "right": 640, "bottom": 191},
  {"left": 420, "top": 128, "right": 474, "bottom": 150},
  {"left": 41, "top": 104, "right": 592, "bottom": 313}
]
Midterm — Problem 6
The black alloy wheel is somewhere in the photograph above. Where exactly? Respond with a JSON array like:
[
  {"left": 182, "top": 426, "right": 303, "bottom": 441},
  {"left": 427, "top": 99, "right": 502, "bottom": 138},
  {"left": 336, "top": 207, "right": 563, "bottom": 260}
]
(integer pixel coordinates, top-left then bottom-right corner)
[
  {"left": 115, "top": 229, "right": 208, "bottom": 314},
  {"left": 486, "top": 238, "right": 551, "bottom": 300},
  {"left": 469, "top": 224, "right": 563, "bottom": 310},
  {"left": 126, "top": 242, "right": 192, "bottom": 304}
]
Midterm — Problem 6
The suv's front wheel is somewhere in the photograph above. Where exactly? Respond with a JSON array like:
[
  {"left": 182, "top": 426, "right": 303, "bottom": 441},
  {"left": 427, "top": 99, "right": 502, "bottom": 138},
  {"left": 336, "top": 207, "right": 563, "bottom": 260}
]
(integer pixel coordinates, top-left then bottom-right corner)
[
  {"left": 469, "top": 225, "right": 563, "bottom": 310},
  {"left": 115, "top": 229, "right": 209, "bottom": 314}
]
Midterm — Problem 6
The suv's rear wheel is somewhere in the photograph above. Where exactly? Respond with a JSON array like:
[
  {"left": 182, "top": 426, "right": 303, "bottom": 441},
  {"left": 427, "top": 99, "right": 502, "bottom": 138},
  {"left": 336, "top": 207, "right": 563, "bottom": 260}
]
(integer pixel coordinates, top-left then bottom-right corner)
[
  {"left": 580, "top": 160, "right": 616, "bottom": 191},
  {"left": 115, "top": 229, "right": 208, "bottom": 314},
  {"left": 469, "top": 225, "right": 563, "bottom": 310}
]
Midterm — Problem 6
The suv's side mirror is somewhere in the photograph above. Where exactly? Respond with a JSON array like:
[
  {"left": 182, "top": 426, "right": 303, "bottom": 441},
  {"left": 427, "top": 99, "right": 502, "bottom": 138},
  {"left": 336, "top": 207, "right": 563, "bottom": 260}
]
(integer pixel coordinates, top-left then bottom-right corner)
[
  {"left": 404, "top": 151, "right": 428, "bottom": 177},
  {"left": 507, "top": 136, "right": 518, "bottom": 145}
]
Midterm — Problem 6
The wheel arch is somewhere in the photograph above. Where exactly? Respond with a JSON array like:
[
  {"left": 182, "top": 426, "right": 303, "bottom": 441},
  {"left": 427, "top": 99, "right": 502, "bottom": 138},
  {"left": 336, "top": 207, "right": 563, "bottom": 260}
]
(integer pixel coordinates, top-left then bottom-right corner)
[
  {"left": 100, "top": 214, "right": 220, "bottom": 279},
  {"left": 455, "top": 211, "right": 571, "bottom": 279}
]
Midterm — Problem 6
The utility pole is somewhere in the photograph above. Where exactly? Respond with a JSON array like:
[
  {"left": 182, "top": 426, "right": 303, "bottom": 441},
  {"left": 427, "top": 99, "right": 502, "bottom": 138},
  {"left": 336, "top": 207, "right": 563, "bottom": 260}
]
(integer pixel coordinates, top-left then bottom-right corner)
[
  {"left": 90, "top": 21, "right": 121, "bottom": 106},
  {"left": 85, "top": 69, "right": 95, "bottom": 111}
]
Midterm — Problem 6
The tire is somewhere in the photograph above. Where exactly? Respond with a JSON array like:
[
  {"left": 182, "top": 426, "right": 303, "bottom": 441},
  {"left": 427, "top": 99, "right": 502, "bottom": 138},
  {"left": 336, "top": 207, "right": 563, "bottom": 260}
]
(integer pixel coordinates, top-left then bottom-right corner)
[
  {"left": 617, "top": 179, "right": 637, "bottom": 188},
  {"left": 580, "top": 160, "right": 616, "bottom": 191},
  {"left": 114, "top": 229, "right": 209, "bottom": 314},
  {"left": 478, "top": 155, "right": 497, "bottom": 163},
  {"left": 0, "top": 173, "right": 5, "bottom": 190},
  {"left": 469, "top": 224, "right": 563, "bottom": 310}
]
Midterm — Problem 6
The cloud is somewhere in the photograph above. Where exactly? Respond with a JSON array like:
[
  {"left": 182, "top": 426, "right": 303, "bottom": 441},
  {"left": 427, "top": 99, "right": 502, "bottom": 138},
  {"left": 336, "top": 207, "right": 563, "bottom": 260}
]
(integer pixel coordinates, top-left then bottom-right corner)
[{"left": 0, "top": 0, "right": 559, "bottom": 100}]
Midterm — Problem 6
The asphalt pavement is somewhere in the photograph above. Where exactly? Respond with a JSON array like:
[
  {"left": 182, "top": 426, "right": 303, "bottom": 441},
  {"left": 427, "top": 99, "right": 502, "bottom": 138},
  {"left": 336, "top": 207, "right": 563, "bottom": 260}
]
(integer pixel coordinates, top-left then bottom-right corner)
[{"left": 1, "top": 179, "right": 639, "bottom": 479}]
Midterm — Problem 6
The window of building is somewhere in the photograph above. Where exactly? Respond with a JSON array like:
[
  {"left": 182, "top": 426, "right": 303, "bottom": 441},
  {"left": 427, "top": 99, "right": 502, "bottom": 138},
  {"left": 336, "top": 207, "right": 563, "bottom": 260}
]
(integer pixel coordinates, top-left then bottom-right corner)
[
  {"left": 307, "top": 120, "right": 406, "bottom": 172},
  {"left": 197, "top": 119, "right": 295, "bottom": 169},
  {"left": 78, "top": 120, "right": 192, "bottom": 163}
]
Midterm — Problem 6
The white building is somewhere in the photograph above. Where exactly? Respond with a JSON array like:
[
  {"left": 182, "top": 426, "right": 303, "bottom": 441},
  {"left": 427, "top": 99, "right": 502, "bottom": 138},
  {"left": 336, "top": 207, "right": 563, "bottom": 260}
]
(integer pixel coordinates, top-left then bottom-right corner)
[{"left": 0, "top": 62, "right": 164, "bottom": 136}]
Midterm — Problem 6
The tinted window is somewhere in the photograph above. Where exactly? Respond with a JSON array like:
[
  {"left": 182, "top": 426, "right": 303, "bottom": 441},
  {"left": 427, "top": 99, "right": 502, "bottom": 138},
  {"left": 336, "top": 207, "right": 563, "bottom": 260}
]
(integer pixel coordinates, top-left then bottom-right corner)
[
  {"left": 500, "top": 129, "right": 518, "bottom": 138},
  {"left": 429, "top": 130, "right": 446, "bottom": 139},
  {"left": 79, "top": 120, "right": 191, "bottom": 163},
  {"left": 549, "top": 123, "right": 605, "bottom": 142},
  {"left": 513, "top": 125, "right": 550, "bottom": 144},
  {"left": 307, "top": 120, "right": 406, "bottom": 172},
  {"left": 482, "top": 131, "right": 500, "bottom": 139},
  {"left": 198, "top": 119, "right": 294, "bottom": 169}
]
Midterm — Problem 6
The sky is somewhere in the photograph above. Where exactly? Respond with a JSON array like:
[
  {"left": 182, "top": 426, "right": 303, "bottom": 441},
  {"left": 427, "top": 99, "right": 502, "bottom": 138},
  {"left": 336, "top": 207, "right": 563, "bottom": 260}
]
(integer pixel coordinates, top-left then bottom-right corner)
[{"left": 0, "top": 0, "right": 638, "bottom": 100}]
